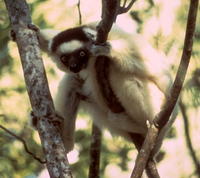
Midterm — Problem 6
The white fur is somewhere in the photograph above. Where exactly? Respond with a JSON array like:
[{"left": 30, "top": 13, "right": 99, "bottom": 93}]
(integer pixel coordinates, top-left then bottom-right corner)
[
  {"left": 37, "top": 23, "right": 177, "bottom": 155},
  {"left": 37, "top": 29, "right": 60, "bottom": 53},
  {"left": 57, "top": 40, "right": 84, "bottom": 54},
  {"left": 83, "top": 27, "right": 97, "bottom": 41}
]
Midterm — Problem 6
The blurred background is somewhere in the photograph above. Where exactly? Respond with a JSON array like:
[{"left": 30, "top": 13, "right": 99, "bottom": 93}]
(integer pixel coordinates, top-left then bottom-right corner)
[{"left": 0, "top": 0, "right": 200, "bottom": 177}]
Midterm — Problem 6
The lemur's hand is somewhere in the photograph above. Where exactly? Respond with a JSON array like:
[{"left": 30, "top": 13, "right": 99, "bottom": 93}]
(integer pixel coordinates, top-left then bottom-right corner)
[
  {"left": 91, "top": 42, "right": 111, "bottom": 56},
  {"left": 28, "top": 23, "right": 40, "bottom": 33},
  {"left": 29, "top": 110, "right": 64, "bottom": 130}
]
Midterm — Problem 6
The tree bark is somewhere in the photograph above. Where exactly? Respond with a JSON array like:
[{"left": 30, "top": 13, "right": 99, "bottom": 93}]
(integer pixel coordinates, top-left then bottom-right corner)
[{"left": 4, "top": 0, "right": 72, "bottom": 177}]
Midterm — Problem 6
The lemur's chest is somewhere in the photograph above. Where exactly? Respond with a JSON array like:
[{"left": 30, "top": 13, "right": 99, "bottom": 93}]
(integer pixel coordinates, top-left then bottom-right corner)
[{"left": 79, "top": 67, "right": 108, "bottom": 111}]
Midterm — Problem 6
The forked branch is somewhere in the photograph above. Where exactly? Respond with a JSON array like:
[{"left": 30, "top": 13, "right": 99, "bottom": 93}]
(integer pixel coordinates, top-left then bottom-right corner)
[{"left": 131, "top": 0, "right": 199, "bottom": 177}]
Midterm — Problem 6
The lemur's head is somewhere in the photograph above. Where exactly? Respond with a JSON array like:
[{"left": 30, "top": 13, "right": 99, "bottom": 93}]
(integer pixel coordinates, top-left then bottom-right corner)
[{"left": 49, "top": 26, "right": 97, "bottom": 73}]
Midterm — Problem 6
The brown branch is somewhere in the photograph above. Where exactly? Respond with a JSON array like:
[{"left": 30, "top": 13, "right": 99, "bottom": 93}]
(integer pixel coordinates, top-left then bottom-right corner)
[
  {"left": 4, "top": 0, "right": 73, "bottom": 177},
  {"left": 131, "top": 0, "right": 199, "bottom": 177},
  {"left": 87, "top": 1, "right": 120, "bottom": 176},
  {"left": 96, "top": 1, "right": 159, "bottom": 178},
  {"left": 0, "top": 121, "right": 45, "bottom": 164},
  {"left": 131, "top": 125, "right": 159, "bottom": 178},
  {"left": 88, "top": 124, "right": 102, "bottom": 178},
  {"left": 97, "top": 0, "right": 136, "bottom": 44},
  {"left": 145, "top": 158, "right": 160, "bottom": 178},
  {"left": 97, "top": 1, "right": 159, "bottom": 177},
  {"left": 96, "top": 0, "right": 118, "bottom": 44},
  {"left": 90, "top": 1, "right": 120, "bottom": 176}
]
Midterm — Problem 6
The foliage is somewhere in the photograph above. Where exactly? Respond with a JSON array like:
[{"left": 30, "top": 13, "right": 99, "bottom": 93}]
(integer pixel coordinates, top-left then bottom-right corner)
[{"left": 0, "top": 0, "right": 200, "bottom": 177}]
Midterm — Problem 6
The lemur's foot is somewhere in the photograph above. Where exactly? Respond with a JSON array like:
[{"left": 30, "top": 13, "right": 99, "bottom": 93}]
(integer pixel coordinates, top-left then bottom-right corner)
[
  {"left": 9, "top": 29, "right": 16, "bottom": 42},
  {"left": 29, "top": 111, "right": 38, "bottom": 130},
  {"left": 29, "top": 110, "right": 64, "bottom": 130}
]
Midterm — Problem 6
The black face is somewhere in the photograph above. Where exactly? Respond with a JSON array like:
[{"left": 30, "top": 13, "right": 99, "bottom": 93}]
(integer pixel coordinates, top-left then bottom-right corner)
[{"left": 60, "top": 49, "right": 90, "bottom": 73}]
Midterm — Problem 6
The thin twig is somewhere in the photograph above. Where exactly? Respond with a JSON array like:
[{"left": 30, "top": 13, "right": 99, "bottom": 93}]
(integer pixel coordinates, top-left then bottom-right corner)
[
  {"left": 122, "top": 0, "right": 127, "bottom": 8},
  {"left": 179, "top": 99, "right": 200, "bottom": 177},
  {"left": 131, "top": 0, "right": 199, "bottom": 177},
  {"left": 0, "top": 122, "right": 45, "bottom": 164},
  {"left": 118, "top": 0, "right": 137, "bottom": 15},
  {"left": 77, "top": 0, "right": 82, "bottom": 25},
  {"left": 154, "top": 0, "right": 199, "bottom": 129}
]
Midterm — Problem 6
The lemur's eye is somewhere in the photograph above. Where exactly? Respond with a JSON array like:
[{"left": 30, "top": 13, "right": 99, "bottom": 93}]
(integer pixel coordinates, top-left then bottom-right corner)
[
  {"left": 60, "top": 55, "right": 67, "bottom": 62},
  {"left": 79, "top": 51, "right": 85, "bottom": 57}
]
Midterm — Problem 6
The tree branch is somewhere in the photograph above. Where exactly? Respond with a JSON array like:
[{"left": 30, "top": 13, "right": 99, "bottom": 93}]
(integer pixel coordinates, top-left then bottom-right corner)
[
  {"left": 0, "top": 120, "right": 45, "bottom": 164},
  {"left": 4, "top": 0, "right": 72, "bottom": 177},
  {"left": 96, "top": 1, "right": 159, "bottom": 177},
  {"left": 131, "top": 0, "right": 199, "bottom": 177},
  {"left": 89, "top": 124, "right": 102, "bottom": 178},
  {"left": 88, "top": 1, "right": 121, "bottom": 176},
  {"left": 96, "top": 0, "right": 118, "bottom": 44}
]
